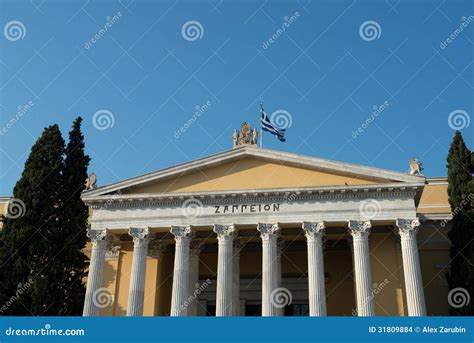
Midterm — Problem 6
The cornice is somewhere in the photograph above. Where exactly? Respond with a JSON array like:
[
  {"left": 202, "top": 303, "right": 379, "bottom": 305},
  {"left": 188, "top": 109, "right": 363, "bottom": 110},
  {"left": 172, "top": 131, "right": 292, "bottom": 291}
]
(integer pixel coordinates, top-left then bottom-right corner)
[{"left": 85, "top": 183, "right": 423, "bottom": 210}]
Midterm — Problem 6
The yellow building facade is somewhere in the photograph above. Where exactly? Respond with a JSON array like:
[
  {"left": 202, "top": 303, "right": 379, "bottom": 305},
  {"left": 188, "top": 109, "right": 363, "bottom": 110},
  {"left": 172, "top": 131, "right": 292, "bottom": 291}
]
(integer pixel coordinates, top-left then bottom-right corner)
[{"left": 1, "top": 145, "right": 452, "bottom": 316}]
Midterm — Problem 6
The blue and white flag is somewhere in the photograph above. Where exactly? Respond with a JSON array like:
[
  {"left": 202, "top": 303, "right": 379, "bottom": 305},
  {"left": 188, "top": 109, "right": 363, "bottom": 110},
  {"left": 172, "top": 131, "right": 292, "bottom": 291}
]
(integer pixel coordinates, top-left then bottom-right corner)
[{"left": 260, "top": 103, "right": 286, "bottom": 142}]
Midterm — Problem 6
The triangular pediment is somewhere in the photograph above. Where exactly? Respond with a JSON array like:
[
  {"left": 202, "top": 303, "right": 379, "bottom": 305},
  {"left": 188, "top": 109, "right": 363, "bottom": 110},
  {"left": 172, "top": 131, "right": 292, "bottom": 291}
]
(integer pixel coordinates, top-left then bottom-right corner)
[{"left": 83, "top": 146, "right": 424, "bottom": 197}]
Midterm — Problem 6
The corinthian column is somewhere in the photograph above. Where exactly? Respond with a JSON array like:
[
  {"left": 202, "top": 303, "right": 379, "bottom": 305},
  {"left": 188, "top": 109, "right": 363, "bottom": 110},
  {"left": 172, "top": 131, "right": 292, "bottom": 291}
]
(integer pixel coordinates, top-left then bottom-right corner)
[
  {"left": 396, "top": 218, "right": 426, "bottom": 316},
  {"left": 127, "top": 228, "right": 150, "bottom": 316},
  {"left": 348, "top": 220, "right": 375, "bottom": 316},
  {"left": 170, "top": 226, "right": 191, "bottom": 316},
  {"left": 188, "top": 242, "right": 202, "bottom": 316},
  {"left": 232, "top": 240, "right": 242, "bottom": 316},
  {"left": 257, "top": 223, "right": 280, "bottom": 316},
  {"left": 214, "top": 224, "right": 235, "bottom": 316},
  {"left": 302, "top": 221, "right": 327, "bottom": 316},
  {"left": 83, "top": 229, "right": 108, "bottom": 316}
]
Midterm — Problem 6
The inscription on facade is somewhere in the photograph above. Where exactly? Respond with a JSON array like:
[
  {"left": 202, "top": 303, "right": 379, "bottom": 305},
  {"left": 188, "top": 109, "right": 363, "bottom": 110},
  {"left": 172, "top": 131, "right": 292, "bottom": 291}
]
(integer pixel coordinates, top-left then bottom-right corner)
[{"left": 214, "top": 203, "right": 281, "bottom": 214}]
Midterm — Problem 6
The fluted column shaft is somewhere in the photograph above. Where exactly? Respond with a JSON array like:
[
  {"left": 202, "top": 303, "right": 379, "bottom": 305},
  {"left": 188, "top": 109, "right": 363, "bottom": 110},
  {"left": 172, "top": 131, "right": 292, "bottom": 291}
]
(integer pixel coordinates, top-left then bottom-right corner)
[
  {"left": 258, "top": 223, "right": 280, "bottom": 316},
  {"left": 232, "top": 241, "right": 242, "bottom": 316},
  {"left": 397, "top": 218, "right": 426, "bottom": 316},
  {"left": 303, "top": 222, "right": 327, "bottom": 316},
  {"left": 276, "top": 241, "right": 284, "bottom": 316},
  {"left": 188, "top": 243, "right": 202, "bottom": 316},
  {"left": 83, "top": 229, "right": 108, "bottom": 316},
  {"left": 348, "top": 220, "right": 375, "bottom": 316},
  {"left": 214, "top": 225, "right": 234, "bottom": 316},
  {"left": 127, "top": 228, "right": 149, "bottom": 316},
  {"left": 170, "top": 226, "right": 191, "bottom": 316}
]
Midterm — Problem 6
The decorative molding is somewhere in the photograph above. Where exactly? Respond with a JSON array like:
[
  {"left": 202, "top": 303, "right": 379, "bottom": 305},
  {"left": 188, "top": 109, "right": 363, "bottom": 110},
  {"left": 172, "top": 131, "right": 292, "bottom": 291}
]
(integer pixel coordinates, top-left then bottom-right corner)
[
  {"left": 257, "top": 223, "right": 280, "bottom": 239},
  {"left": 302, "top": 221, "right": 326, "bottom": 241},
  {"left": 128, "top": 227, "right": 150, "bottom": 245},
  {"left": 87, "top": 228, "right": 107, "bottom": 243},
  {"left": 148, "top": 240, "right": 167, "bottom": 258},
  {"left": 105, "top": 243, "right": 121, "bottom": 260},
  {"left": 189, "top": 240, "right": 204, "bottom": 256},
  {"left": 396, "top": 218, "right": 421, "bottom": 238},
  {"left": 213, "top": 224, "right": 235, "bottom": 237},
  {"left": 170, "top": 226, "right": 191, "bottom": 243},
  {"left": 347, "top": 220, "right": 372, "bottom": 239},
  {"left": 85, "top": 184, "right": 421, "bottom": 210}
]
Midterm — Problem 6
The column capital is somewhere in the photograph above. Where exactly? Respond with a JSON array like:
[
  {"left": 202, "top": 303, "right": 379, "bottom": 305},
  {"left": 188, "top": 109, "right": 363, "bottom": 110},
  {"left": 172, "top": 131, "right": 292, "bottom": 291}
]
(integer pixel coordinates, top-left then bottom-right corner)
[
  {"left": 105, "top": 241, "right": 122, "bottom": 261},
  {"left": 213, "top": 224, "right": 235, "bottom": 237},
  {"left": 148, "top": 240, "right": 166, "bottom": 258},
  {"left": 348, "top": 220, "right": 372, "bottom": 238},
  {"left": 233, "top": 239, "right": 244, "bottom": 252},
  {"left": 129, "top": 227, "right": 150, "bottom": 245},
  {"left": 170, "top": 226, "right": 192, "bottom": 244},
  {"left": 396, "top": 218, "right": 420, "bottom": 237},
  {"left": 190, "top": 240, "right": 204, "bottom": 256},
  {"left": 302, "top": 221, "right": 326, "bottom": 241},
  {"left": 257, "top": 223, "right": 280, "bottom": 239},
  {"left": 87, "top": 228, "right": 108, "bottom": 243}
]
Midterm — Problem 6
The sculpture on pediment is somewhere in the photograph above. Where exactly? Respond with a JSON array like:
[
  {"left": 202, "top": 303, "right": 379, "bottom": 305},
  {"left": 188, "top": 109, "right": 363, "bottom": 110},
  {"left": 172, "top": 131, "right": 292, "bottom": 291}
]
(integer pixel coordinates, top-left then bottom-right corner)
[
  {"left": 241, "top": 122, "right": 251, "bottom": 144},
  {"left": 233, "top": 122, "right": 258, "bottom": 148},
  {"left": 232, "top": 129, "right": 239, "bottom": 148},
  {"left": 84, "top": 172, "right": 97, "bottom": 191},
  {"left": 409, "top": 158, "right": 424, "bottom": 176},
  {"left": 252, "top": 128, "right": 258, "bottom": 145}
]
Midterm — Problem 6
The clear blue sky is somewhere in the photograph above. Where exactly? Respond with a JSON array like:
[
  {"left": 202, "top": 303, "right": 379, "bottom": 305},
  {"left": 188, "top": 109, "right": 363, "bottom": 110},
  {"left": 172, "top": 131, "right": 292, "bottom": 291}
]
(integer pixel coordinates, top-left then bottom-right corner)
[{"left": 0, "top": 0, "right": 472, "bottom": 195}]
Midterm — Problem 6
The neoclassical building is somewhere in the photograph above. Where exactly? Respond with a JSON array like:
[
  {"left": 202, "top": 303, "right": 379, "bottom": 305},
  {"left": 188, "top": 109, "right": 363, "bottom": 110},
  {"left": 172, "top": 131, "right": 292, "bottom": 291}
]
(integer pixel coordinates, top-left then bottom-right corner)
[{"left": 79, "top": 137, "right": 452, "bottom": 317}]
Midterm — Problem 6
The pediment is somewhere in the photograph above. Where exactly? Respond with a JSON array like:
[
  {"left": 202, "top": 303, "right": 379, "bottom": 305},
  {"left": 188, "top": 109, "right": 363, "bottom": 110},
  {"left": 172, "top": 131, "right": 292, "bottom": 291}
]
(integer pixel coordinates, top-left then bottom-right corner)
[{"left": 83, "top": 146, "right": 424, "bottom": 197}]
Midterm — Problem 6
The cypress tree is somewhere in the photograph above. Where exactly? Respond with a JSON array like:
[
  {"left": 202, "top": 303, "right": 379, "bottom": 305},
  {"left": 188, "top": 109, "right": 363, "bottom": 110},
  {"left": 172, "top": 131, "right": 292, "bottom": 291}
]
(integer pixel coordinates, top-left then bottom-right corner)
[
  {"left": 446, "top": 131, "right": 473, "bottom": 316},
  {"left": 0, "top": 125, "right": 65, "bottom": 315},
  {"left": 60, "top": 116, "right": 90, "bottom": 315}
]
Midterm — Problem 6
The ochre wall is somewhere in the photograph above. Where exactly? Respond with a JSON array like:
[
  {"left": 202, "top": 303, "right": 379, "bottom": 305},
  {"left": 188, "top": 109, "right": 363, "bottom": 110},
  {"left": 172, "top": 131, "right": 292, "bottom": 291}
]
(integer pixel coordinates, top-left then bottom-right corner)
[
  {"left": 127, "top": 158, "right": 379, "bottom": 194},
  {"left": 87, "top": 227, "right": 452, "bottom": 316},
  {"left": 417, "top": 183, "right": 451, "bottom": 214}
]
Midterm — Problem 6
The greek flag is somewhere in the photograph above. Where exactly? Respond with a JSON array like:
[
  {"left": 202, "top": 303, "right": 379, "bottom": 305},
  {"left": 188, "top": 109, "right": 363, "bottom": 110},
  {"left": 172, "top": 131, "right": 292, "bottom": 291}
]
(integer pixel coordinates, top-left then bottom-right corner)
[{"left": 260, "top": 103, "right": 286, "bottom": 142}]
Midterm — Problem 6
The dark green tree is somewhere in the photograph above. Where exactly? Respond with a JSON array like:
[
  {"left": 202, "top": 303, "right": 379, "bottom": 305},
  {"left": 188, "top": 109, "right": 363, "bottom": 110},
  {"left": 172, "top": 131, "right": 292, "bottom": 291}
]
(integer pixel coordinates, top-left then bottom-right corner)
[
  {"left": 0, "top": 125, "right": 65, "bottom": 315},
  {"left": 59, "top": 116, "right": 90, "bottom": 315},
  {"left": 446, "top": 130, "right": 473, "bottom": 316}
]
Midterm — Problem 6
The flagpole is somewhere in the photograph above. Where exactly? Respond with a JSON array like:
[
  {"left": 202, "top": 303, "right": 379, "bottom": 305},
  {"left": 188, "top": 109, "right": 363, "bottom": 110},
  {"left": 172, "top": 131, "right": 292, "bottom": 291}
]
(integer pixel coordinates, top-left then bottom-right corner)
[{"left": 260, "top": 98, "right": 263, "bottom": 148}]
